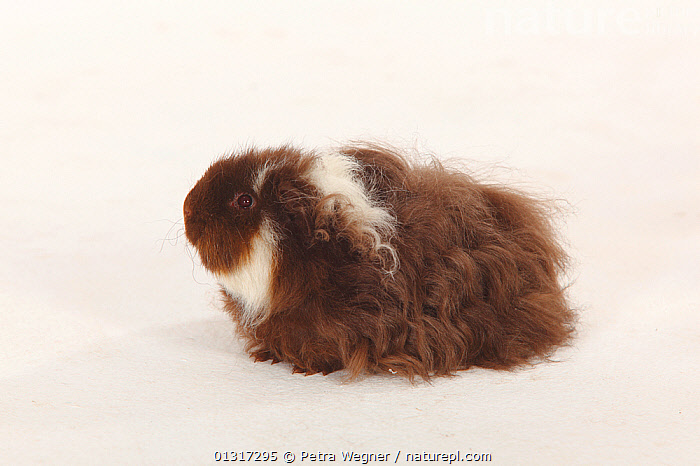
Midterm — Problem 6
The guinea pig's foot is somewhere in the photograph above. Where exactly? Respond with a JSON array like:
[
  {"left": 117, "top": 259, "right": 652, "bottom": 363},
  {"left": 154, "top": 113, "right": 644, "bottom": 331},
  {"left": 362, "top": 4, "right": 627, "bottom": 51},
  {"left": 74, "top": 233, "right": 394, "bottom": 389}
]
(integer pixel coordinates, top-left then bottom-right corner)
[
  {"left": 251, "top": 350, "right": 280, "bottom": 365},
  {"left": 291, "top": 362, "right": 340, "bottom": 376},
  {"left": 292, "top": 365, "right": 312, "bottom": 375},
  {"left": 291, "top": 365, "right": 327, "bottom": 376}
]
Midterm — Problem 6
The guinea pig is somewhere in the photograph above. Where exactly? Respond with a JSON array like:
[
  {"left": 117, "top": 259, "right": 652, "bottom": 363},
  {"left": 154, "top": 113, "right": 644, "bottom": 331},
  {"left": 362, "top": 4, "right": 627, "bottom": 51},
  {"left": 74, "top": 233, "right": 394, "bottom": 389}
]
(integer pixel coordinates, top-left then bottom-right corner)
[{"left": 183, "top": 143, "right": 575, "bottom": 379}]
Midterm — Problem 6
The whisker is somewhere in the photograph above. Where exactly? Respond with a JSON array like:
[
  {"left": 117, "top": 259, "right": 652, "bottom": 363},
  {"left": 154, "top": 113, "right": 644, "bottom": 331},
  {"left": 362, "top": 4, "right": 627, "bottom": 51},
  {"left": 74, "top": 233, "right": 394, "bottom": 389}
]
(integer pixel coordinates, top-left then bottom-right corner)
[
  {"left": 157, "top": 218, "right": 187, "bottom": 252},
  {"left": 184, "top": 242, "right": 211, "bottom": 286}
]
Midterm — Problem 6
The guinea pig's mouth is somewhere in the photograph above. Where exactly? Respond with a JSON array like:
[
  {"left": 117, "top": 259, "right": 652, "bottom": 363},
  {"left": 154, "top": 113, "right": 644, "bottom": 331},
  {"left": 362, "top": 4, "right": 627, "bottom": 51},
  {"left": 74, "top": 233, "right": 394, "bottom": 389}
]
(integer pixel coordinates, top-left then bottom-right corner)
[
  {"left": 182, "top": 218, "right": 213, "bottom": 269},
  {"left": 183, "top": 192, "right": 201, "bottom": 243},
  {"left": 183, "top": 220, "right": 203, "bottom": 248},
  {"left": 183, "top": 202, "right": 208, "bottom": 247}
]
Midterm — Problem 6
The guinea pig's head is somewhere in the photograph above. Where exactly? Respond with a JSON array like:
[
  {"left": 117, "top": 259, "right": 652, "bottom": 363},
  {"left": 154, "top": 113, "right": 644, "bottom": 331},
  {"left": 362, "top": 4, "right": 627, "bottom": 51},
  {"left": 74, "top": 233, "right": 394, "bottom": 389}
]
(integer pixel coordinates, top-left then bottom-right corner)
[
  {"left": 183, "top": 147, "right": 318, "bottom": 276},
  {"left": 184, "top": 146, "right": 322, "bottom": 326},
  {"left": 183, "top": 155, "right": 260, "bottom": 274}
]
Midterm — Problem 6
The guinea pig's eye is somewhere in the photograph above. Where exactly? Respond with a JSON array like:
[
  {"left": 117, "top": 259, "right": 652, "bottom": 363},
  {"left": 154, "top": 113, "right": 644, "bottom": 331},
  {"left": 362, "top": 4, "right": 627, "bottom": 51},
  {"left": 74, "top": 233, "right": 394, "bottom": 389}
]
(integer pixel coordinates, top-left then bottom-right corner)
[{"left": 231, "top": 193, "right": 255, "bottom": 209}]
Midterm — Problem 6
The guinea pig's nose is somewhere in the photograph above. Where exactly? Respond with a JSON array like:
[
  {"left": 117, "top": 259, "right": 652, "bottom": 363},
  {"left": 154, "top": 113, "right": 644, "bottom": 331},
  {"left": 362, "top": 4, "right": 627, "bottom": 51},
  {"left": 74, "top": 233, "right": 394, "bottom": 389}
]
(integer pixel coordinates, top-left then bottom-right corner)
[{"left": 183, "top": 195, "right": 193, "bottom": 219}]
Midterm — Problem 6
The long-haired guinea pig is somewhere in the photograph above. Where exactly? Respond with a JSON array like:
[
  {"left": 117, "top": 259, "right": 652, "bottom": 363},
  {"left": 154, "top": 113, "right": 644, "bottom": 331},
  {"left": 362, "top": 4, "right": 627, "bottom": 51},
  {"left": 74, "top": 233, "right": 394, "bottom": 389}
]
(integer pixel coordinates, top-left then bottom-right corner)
[{"left": 183, "top": 143, "right": 575, "bottom": 380}]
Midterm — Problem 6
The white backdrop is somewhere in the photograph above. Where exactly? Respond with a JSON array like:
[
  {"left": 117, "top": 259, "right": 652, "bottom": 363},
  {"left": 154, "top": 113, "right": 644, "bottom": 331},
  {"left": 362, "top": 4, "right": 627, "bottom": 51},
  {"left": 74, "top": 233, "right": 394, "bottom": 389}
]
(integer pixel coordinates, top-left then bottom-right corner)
[{"left": 2, "top": 1, "right": 698, "bottom": 464}]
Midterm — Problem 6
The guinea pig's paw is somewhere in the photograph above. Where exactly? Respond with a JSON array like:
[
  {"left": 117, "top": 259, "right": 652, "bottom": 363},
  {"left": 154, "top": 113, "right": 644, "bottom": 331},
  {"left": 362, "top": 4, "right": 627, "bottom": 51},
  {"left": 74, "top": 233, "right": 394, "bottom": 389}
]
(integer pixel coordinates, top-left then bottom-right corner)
[
  {"left": 292, "top": 365, "right": 314, "bottom": 376},
  {"left": 290, "top": 364, "right": 328, "bottom": 377},
  {"left": 251, "top": 349, "right": 281, "bottom": 365},
  {"left": 292, "top": 361, "right": 342, "bottom": 377}
]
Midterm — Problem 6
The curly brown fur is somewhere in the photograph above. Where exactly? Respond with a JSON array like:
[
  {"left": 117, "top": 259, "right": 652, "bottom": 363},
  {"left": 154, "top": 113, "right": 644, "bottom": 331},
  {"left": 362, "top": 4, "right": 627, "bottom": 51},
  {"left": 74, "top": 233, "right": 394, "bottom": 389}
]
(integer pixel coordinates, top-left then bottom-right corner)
[{"left": 184, "top": 143, "right": 575, "bottom": 380}]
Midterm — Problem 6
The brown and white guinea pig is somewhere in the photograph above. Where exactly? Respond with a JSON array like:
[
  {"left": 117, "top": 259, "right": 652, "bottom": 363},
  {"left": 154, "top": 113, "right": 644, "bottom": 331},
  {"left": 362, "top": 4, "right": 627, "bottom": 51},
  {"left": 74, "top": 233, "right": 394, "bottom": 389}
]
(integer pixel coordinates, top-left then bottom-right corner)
[{"left": 183, "top": 143, "right": 575, "bottom": 380}]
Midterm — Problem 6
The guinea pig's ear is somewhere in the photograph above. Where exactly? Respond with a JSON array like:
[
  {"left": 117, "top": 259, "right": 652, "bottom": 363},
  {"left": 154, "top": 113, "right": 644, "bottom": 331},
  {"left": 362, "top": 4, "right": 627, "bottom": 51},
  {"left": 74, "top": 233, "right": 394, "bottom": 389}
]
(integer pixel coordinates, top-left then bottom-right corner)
[{"left": 272, "top": 177, "right": 317, "bottom": 236}]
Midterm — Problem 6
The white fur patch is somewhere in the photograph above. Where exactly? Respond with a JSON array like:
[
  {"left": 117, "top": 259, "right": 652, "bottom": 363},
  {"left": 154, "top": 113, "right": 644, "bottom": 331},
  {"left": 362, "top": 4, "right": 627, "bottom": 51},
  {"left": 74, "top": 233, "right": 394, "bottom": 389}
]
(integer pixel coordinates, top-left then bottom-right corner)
[
  {"left": 217, "top": 218, "right": 277, "bottom": 327},
  {"left": 308, "top": 151, "right": 399, "bottom": 272},
  {"left": 252, "top": 160, "right": 279, "bottom": 193}
]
